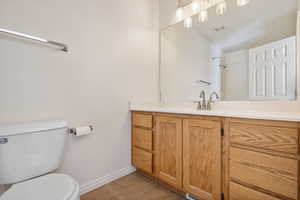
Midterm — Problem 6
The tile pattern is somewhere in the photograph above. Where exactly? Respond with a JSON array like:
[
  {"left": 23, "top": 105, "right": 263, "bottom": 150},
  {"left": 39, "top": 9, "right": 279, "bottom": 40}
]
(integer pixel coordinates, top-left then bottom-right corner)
[{"left": 81, "top": 172, "right": 185, "bottom": 200}]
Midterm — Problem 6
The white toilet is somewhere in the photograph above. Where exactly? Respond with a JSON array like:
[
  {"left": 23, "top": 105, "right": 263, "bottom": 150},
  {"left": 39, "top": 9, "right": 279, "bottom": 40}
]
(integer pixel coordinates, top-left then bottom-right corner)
[{"left": 0, "top": 120, "right": 80, "bottom": 200}]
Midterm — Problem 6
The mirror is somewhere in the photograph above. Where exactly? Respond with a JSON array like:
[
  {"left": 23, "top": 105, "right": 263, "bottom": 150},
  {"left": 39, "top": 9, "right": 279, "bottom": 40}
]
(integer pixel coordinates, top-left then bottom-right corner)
[{"left": 160, "top": 0, "right": 298, "bottom": 102}]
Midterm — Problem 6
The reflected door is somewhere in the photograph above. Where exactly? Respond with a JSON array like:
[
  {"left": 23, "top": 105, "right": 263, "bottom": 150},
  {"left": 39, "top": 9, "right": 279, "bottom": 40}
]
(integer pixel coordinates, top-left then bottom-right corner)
[{"left": 249, "top": 36, "right": 296, "bottom": 100}]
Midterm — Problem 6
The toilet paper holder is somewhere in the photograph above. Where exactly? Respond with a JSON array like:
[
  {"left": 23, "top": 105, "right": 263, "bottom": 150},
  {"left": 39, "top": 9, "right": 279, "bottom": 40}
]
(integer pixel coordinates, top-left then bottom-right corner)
[{"left": 69, "top": 125, "right": 93, "bottom": 135}]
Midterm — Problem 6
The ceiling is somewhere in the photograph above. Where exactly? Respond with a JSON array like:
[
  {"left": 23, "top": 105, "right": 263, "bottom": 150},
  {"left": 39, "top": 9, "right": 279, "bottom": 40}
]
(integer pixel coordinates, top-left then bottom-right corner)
[{"left": 190, "top": 0, "right": 298, "bottom": 52}]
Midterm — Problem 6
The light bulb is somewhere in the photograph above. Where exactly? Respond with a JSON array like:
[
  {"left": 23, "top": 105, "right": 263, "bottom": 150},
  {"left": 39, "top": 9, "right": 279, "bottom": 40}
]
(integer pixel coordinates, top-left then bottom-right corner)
[
  {"left": 199, "top": 10, "right": 208, "bottom": 22},
  {"left": 184, "top": 17, "right": 193, "bottom": 28},
  {"left": 192, "top": 0, "right": 200, "bottom": 13},
  {"left": 216, "top": 1, "right": 227, "bottom": 15},
  {"left": 176, "top": 7, "right": 184, "bottom": 21},
  {"left": 237, "top": 0, "right": 250, "bottom": 6}
]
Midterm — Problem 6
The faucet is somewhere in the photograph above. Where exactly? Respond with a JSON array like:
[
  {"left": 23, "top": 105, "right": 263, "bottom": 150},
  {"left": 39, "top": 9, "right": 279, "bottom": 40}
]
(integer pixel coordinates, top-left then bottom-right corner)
[
  {"left": 200, "top": 90, "right": 207, "bottom": 110},
  {"left": 207, "top": 92, "right": 220, "bottom": 110},
  {"left": 195, "top": 91, "right": 219, "bottom": 110},
  {"left": 194, "top": 90, "right": 207, "bottom": 110}
]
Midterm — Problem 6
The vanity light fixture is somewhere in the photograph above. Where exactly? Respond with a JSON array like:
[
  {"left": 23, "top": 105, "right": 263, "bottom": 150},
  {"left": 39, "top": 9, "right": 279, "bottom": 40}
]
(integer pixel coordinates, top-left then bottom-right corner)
[
  {"left": 176, "top": 0, "right": 184, "bottom": 21},
  {"left": 216, "top": 1, "right": 227, "bottom": 15},
  {"left": 199, "top": 10, "right": 208, "bottom": 22},
  {"left": 184, "top": 17, "right": 193, "bottom": 28},
  {"left": 192, "top": 0, "right": 200, "bottom": 13},
  {"left": 237, "top": 0, "right": 250, "bottom": 6},
  {"left": 176, "top": 7, "right": 184, "bottom": 21},
  {"left": 177, "top": 0, "right": 250, "bottom": 29}
]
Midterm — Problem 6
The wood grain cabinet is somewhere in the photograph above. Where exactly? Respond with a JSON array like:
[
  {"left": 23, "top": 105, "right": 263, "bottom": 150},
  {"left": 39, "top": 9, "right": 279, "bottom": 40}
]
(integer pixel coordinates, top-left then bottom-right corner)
[
  {"left": 132, "top": 112, "right": 300, "bottom": 200},
  {"left": 155, "top": 116, "right": 183, "bottom": 189},
  {"left": 226, "top": 118, "right": 300, "bottom": 200},
  {"left": 132, "top": 112, "right": 223, "bottom": 199},
  {"left": 132, "top": 147, "right": 152, "bottom": 174},
  {"left": 183, "top": 119, "right": 222, "bottom": 200},
  {"left": 132, "top": 113, "right": 153, "bottom": 174}
]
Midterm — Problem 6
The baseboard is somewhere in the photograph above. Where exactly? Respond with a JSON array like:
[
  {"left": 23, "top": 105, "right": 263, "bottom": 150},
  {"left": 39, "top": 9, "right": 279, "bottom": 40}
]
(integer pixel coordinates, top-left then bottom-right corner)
[{"left": 79, "top": 165, "right": 136, "bottom": 195}]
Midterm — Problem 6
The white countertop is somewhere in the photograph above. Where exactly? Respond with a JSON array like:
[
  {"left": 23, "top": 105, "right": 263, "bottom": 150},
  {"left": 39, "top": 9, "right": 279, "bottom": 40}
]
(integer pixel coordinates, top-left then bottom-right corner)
[{"left": 130, "top": 102, "right": 300, "bottom": 122}]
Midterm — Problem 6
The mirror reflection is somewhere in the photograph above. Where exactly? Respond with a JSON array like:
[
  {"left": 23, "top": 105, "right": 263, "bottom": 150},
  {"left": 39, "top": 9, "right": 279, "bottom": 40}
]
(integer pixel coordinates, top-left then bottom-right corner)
[{"left": 161, "top": 0, "right": 297, "bottom": 102}]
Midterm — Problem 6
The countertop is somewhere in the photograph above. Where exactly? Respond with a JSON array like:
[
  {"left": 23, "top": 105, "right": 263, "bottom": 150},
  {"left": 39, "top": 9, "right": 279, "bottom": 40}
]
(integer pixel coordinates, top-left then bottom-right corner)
[{"left": 130, "top": 102, "right": 300, "bottom": 122}]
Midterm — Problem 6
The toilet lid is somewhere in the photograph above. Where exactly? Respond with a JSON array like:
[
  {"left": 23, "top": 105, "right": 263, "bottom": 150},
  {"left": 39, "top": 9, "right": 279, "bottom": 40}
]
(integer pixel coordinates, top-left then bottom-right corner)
[{"left": 1, "top": 173, "right": 77, "bottom": 200}]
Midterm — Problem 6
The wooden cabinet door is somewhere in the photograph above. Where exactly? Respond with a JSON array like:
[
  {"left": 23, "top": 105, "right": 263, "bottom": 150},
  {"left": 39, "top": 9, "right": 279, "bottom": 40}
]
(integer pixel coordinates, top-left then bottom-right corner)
[
  {"left": 183, "top": 119, "right": 222, "bottom": 200},
  {"left": 155, "top": 116, "right": 183, "bottom": 189}
]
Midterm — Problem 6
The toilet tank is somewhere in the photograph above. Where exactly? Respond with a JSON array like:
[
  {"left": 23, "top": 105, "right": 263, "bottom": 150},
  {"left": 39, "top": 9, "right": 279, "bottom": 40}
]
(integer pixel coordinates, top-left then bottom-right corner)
[{"left": 0, "top": 120, "right": 68, "bottom": 184}]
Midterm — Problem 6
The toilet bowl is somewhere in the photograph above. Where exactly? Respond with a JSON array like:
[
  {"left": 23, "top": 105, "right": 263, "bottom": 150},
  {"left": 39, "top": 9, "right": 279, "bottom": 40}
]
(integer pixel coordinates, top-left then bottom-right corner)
[
  {"left": 0, "top": 174, "right": 80, "bottom": 200},
  {"left": 0, "top": 120, "right": 80, "bottom": 200}
]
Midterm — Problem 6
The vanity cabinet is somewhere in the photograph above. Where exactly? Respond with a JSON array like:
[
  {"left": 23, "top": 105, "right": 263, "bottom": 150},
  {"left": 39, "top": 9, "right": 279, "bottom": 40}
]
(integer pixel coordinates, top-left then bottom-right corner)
[
  {"left": 155, "top": 116, "right": 183, "bottom": 189},
  {"left": 132, "top": 112, "right": 223, "bottom": 200},
  {"left": 131, "top": 111, "right": 300, "bottom": 200},
  {"left": 226, "top": 118, "right": 299, "bottom": 200},
  {"left": 132, "top": 113, "right": 153, "bottom": 174},
  {"left": 183, "top": 119, "right": 222, "bottom": 200}
]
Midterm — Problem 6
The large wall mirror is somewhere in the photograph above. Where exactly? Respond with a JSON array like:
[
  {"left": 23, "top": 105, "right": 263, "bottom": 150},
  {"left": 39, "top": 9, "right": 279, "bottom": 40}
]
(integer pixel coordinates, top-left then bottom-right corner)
[{"left": 160, "top": 0, "right": 298, "bottom": 102}]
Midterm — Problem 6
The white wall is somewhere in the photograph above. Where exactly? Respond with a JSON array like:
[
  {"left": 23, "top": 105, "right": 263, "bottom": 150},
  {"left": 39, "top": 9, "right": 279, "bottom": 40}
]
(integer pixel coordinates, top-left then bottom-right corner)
[
  {"left": 222, "top": 50, "right": 249, "bottom": 101},
  {"left": 161, "top": 23, "right": 220, "bottom": 102},
  {"left": 0, "top": 0, "right": 159, "bottom": 194}
]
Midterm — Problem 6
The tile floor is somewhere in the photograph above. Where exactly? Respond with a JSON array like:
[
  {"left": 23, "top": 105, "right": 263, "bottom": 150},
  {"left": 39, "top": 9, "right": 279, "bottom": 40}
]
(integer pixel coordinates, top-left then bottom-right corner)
[{"left": 81, "top": 172, "right": 185, "bottom": 200}]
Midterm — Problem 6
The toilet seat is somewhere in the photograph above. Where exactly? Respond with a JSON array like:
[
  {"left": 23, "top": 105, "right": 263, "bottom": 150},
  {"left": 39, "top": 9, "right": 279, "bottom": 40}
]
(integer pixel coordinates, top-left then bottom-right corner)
[{"left": 0, "top": 173, "right": 80, "bottom": 200}]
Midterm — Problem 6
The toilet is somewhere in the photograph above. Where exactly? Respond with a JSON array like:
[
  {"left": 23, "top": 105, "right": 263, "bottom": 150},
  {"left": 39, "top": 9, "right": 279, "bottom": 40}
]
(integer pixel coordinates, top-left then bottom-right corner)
[{"left": 0, "top": 120, "right": 80, "bottom": 200}]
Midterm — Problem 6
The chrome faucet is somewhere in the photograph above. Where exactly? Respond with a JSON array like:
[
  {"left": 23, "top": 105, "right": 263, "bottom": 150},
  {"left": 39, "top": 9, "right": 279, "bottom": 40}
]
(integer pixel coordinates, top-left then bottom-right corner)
[
  {"left": 200, "top": 90, "right": 207, "bottom": 110},
  {"left": 207, "top": 92, "right": 220, "bottom": 110},
  {"left": 195, "top": 91, "right": 219, "bottom": 110},
  {"left": 194, "top": 90, "right": 207, "bottom": 110}
]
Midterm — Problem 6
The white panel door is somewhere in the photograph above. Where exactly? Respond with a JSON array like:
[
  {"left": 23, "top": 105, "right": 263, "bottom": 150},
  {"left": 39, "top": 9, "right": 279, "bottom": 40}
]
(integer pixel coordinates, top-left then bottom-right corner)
[{"left": 249, "top": 36, "right": 296, "bottom": 100}]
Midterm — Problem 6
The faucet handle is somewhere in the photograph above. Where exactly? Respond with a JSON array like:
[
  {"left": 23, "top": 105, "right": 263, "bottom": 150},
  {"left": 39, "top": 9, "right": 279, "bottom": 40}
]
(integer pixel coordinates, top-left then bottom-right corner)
[
  {"left": 207, "top": 92, "right": 220, "bottom": 110},
  {"left": 209, "top": 92, "right": 220, "bottom": 102}
]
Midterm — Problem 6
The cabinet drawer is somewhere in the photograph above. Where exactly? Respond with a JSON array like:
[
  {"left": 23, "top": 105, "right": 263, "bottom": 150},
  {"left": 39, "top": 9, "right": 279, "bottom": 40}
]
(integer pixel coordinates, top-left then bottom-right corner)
[
  {"left": 132, "top": 147, "right": 152, "bottom": 174},
  {"left": 133, "top": 113, "right": 153, "bottom": 128},
  {"left": 132, "top": 127, "right": 152, "bottom": 151},
  {"left": 230, "top": 147, "right": 298, "bottom": 199},
  {"left": 229, "top": 121, "right": 298, "bottom": 154},
  {"left": 230, "top": 182, "right": 280, "bottom": 200}
]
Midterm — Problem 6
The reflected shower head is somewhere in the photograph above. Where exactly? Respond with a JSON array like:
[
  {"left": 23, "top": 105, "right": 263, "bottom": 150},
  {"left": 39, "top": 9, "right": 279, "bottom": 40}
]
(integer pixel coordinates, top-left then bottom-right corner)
[{"left": 211, "top": 57, "right": 227, "bottom": 68}]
